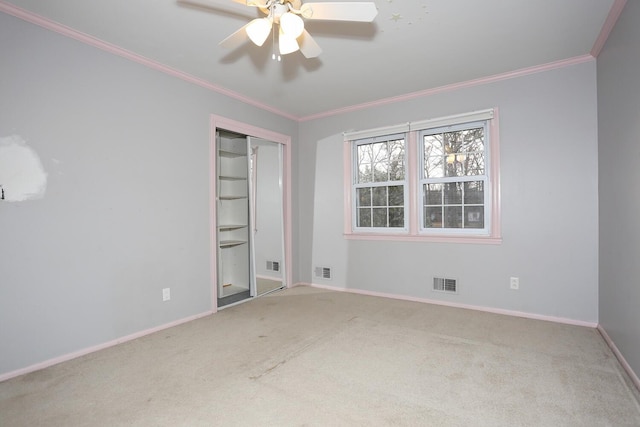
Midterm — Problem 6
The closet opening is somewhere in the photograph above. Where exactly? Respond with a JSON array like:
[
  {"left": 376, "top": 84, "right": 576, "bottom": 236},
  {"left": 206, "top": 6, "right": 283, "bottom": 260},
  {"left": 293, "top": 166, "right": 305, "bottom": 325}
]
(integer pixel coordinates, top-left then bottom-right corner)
[{"left": 211, "top": 116, "right": 292, "bottom": 310}]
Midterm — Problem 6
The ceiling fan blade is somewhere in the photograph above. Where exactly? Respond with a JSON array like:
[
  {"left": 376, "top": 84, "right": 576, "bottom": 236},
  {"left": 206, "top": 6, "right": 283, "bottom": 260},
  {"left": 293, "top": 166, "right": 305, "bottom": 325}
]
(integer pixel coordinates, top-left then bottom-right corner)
[
  {"left": 301, "top": 2, "right": 378, "bottom": 22},
  {"left": 231, "top": 0, "right": 268, "bottom": 6},
  {"left": 177, "top": 0, "right": 257, "bottom": 18},
  {"left": 219, "top": 23, "right": 251, "bottom": 50},
  {"left": 298, "top": 29, "right": 322, "bottom": 58}
]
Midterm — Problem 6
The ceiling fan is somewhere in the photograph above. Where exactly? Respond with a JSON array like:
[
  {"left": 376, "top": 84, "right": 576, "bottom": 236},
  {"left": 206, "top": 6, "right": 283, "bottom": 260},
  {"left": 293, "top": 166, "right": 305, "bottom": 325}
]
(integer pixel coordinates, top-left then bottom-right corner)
[{"left": 178, "top": 0, "right": 378, "bottom": 59}]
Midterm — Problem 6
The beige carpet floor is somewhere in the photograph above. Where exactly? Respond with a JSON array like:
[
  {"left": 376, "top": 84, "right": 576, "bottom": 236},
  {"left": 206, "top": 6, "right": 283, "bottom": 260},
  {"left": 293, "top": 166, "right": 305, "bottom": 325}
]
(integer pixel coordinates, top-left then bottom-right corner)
[
  {"left": 1, "top": 286, "right": 639, "bottom": 426},
  {"left": 256, "top": 278, "right": 283, "bottom": 296}
]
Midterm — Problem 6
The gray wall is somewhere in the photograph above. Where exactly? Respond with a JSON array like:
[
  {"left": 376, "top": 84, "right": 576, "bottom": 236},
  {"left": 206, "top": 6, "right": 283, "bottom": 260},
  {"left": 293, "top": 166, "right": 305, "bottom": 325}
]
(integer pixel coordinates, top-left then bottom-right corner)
[
  {"left": 0, "top": 12, "right": 298, "bottom": 376},
  {"left": 299, "top": 61, "right": 600, "bottom": 323},
  {"left": 597, "top": 1, "right": 640, "bottom": 379}
]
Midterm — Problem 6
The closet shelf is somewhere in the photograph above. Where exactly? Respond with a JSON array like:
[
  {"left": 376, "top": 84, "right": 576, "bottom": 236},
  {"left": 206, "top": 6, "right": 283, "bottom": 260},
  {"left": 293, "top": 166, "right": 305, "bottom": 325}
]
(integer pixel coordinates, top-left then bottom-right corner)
[
  {"left": 219, "top": 195, "right": 248, "bottom": 200},
  {"left": 219, "top": 150, "right": 246, "bottom": 158},
  {"left": 219, "top": 175, "right": 247, "bottom": 181},
  {"left": 219, "top": 240, "right": 247, "bottom": 248},
  {"left": 218, "top": 224, "right": 247, "bottom": 231}
]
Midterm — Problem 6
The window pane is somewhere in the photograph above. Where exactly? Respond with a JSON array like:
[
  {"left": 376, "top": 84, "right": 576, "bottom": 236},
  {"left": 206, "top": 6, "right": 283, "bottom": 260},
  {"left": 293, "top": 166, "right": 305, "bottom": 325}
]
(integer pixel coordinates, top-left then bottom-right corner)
[
  {"left": 372, "top": 208, "right": 387, "bottom": 227},
  {"left": 389, "top": 208, "right": 404, "bottom": 227},
  {"left": 388, "top": 185, "right": 403, "bottom": 206},
  {"left": 357, "top": 144, "right": 373, "bottom": 183},
  {"left": 464, "top": 181, "right": 484, "bottom": 204},
  {"left": 465, "top": 206, "right": 484, "bottom": 228},
  {"left": 356, "top": 185, "right": 405, "bottom": 229},
  {"left": 358, "top": 143, "right": 372, "bottom": 164},
  {"left": 371, "top": 142, "right": 388, "bottom": 183},
  {"left": 464, "top": 153, "right": 485, "bottom": 176},
  {"left": 357, "top": 138, "right": 406, "bottom": 185},
  {"left": 433, "top": 127, "right": 485, "bottom": 178},
  {"left": 444, "top": 206, "right": 462, "bottom": 228},
  {"left": 423, "top": 134, "right": 444, "bottom": 178},
  {"left": 444, "top": 131, "right": 461, "bottom": 164},
  {"left": 443, "top": 183, "right": 462, "bottom": 205},
  {"left": 424, "top": 134, "right": 443, "bottom": 156},
  {"left": 373, "top": 160, "right": 389, "bottom": 182},
  {"left": 372, "top": 187, "right": 387, "bottom": 206},
  {"left": 389, "top": 140, "right": 405, "bottom": 180},
  {"left": 358, "top": 208, "right": 371, "bottom": 227},
  {"left": 424, "top": 156, "right": 444, "bottom": 178},
  {"left": 460, "top": 127, "right": 485, "bottom": 153},
  {"left": 357, "top": 187, "right": 372, "bottom": 207},
  {"left": 424, "top": 206, "right": 442, "bottom": 228},
  {"left": 424, "top": 183, "right": 443, "bottom": 205},
  {"left": 445, "top": 158, "right": 464, "bottom": 177},
  {"left": 358, "top": 164, "right": 372, "bottom": 183}
]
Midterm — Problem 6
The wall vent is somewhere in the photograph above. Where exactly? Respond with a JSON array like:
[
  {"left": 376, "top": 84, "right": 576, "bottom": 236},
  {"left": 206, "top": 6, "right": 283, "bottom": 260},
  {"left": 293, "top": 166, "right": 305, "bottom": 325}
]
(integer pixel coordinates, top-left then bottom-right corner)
[
  {"left": 314, "top": 266, "right": 332, "bottom": 280},
  {"left": 266, "top": 261, "right": 280, "bottom": 272},
  {"left": 433, "top": 277, "right": 457, "bottom": 293}
]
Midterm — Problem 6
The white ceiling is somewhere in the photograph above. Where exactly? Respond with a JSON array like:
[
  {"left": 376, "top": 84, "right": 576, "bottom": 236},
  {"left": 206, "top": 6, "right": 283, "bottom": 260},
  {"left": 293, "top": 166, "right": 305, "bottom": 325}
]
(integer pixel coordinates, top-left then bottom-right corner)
[{"left": 2, "top": 0, "right": 618, "bottom": 119}]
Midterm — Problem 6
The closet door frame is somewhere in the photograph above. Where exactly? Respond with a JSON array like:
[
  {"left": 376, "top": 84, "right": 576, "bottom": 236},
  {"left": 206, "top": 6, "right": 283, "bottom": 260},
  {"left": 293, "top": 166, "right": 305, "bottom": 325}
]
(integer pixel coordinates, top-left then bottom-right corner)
[{"left": 210, "top": 115, "right": 292, "bottom": 312}]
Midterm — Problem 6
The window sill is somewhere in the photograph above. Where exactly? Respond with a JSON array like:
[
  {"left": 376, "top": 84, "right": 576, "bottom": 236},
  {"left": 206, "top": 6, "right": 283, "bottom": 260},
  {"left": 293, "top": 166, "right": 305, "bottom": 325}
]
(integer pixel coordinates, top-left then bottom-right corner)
[{"left": 344, "top": 232, "right": 502, "bottom": 245}]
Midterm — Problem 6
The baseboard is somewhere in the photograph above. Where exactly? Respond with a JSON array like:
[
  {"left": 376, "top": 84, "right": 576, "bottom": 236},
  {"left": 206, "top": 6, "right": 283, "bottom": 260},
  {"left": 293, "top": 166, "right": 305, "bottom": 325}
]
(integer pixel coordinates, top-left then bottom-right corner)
[
  {"left": 0, "top": 310, "right": 214, "bottom": 383},
  {"left": 290, "top": 282, "right": 307, "bottom": 288},
  {"left": 256, "top": 274, "right": 283, "bottom": 282},
  {"left": 597, "top": 325, "right": 640, "bottom": 392},
  {"left": 299, "top": 282, "right": 598, "bottom": 328}
]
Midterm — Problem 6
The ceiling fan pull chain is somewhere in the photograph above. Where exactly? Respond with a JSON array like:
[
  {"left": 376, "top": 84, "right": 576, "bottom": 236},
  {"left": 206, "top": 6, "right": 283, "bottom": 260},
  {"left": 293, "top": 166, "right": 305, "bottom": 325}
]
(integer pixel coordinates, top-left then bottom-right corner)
[{"left": 271, "top": 18, "right": 281, "bottom": 61}]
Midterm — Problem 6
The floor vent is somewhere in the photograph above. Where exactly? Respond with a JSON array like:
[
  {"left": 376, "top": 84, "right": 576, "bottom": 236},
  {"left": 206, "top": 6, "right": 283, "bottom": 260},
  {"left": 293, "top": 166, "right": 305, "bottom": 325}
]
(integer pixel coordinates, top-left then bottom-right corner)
[
  {"left": 314, "top": 266, "right": 332, "bottom": 280},
  {"left": 266, "top": 261, "right": 280, "bottom": 272},
  {"left": 433, "top": 277, "right": 457, "bottom": 293}
]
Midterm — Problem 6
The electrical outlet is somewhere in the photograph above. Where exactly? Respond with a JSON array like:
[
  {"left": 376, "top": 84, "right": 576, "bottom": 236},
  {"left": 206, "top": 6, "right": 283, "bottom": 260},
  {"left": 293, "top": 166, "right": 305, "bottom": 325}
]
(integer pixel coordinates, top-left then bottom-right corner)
[
  {"left": 162, "top": 288, "right": 171, "bottom": 301},
  {"left": 510, "top": 277, "right": 519, "bottom": 290}
]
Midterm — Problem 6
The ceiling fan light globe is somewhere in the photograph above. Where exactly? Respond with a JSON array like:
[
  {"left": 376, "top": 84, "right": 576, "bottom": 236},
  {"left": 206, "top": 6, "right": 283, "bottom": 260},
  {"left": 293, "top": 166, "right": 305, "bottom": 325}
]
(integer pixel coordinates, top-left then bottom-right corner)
[
  {"left": 278, "top": 28, "right": 300, "bottom": 55},
  {"left": 246, "top": 18, "right": 272, "bottom": 47},
  {"left": 280, "top": 12, "right": 305, "bottom": 39}
]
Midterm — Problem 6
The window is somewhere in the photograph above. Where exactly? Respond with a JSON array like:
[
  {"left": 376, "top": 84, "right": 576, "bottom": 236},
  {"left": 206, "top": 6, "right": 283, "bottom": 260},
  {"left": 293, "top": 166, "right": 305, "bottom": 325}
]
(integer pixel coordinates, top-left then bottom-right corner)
[
  {"left": 420, "top": 121, "right": 488, "bottom": 234},
  {"left": 344, "top": 109, "right": 501, "bottom": 244},
  {"left": 353, "top": 134, "right": 407, "bottom": 230}
]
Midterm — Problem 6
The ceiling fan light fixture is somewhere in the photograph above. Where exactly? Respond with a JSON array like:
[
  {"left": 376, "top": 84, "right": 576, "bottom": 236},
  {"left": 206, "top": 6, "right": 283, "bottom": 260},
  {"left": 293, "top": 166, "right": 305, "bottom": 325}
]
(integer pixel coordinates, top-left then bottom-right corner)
[
  {"left": 279, "top": 12, "right": 304, "bottom": 39},
  {"left": 193, "top": 0, "right": 379, "bottom": 59},
  {"left": 246, "top": 17, "right": 272, "bottom": 47},
  {"left": 278, "top": 28, "right": 299, "bottom": 55}
]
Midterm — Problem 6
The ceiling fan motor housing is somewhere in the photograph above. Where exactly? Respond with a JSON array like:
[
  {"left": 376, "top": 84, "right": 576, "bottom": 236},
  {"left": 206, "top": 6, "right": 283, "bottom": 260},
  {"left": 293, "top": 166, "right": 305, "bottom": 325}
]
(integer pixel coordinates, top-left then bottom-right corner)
[{"left": 260, "top": 0, "right": 304, "bottom": 22}]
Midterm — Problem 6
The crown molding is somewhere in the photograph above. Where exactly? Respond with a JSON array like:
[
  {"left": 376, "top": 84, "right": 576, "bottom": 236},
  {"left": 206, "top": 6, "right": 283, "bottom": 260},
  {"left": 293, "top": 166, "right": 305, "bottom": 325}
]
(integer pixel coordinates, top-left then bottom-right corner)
[
  {"left": 0, "top": 1, "right": 298, "bottom": 121},
  {"left": 591, "top": 0, "right": 627, "bottom": 57},
  {"left": 1, "top": 0, "right": 627, "bottom": 123}
]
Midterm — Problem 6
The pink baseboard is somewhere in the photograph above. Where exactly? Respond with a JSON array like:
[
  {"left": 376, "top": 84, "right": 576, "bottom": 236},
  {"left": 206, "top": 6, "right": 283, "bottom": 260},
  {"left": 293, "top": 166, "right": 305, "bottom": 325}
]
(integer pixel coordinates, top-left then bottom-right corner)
[
  {"left": 297, "top": 282, "right": 598, "bottom": 328},
  {"left": 0, "top": 310, "right": 213, "bottom": 383},
  {"left": 597, "top": 325, "right": 640, "bottom": 392}
]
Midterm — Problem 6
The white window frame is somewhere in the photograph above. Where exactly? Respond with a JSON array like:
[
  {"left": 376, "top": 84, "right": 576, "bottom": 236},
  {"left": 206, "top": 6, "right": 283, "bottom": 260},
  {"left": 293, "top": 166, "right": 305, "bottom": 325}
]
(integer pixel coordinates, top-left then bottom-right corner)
[
  {"left": 351, "top": 133, "right": 409, "bottom": 233},
  {"left": 343, "top": 109, "right": 501, "bottom": 244},
  {"left": 418, "top": 120, "right": 490, "bottom": 236}
]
